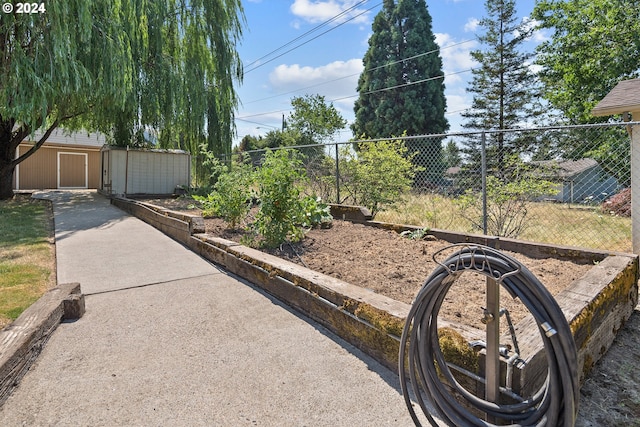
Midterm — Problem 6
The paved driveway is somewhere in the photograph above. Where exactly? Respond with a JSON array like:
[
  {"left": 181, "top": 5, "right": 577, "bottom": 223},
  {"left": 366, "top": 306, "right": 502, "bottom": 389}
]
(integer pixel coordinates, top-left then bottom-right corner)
[{"left": 0, "top": 191, "right": 426, "bottom": 426}]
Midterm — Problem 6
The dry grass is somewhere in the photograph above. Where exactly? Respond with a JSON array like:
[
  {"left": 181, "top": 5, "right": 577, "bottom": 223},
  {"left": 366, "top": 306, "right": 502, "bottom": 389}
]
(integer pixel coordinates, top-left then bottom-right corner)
[
  {"left": 376, "top": 193, "right": 632, "bottom": 253},
  {"left": 0, "top": 195, "right": 56, "bottom": 329}
]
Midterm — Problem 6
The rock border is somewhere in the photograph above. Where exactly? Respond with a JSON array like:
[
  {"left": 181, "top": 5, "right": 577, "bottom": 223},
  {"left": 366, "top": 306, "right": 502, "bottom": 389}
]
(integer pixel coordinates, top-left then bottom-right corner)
[{"left": 111, "top": 197, "right": 639, "bottom": 396}]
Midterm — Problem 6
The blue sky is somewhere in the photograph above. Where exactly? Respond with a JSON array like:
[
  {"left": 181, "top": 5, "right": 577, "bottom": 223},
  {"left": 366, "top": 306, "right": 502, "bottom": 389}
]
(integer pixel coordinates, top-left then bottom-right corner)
[{"left": 234, "top": 0, "right": 542, "bottom": 144}]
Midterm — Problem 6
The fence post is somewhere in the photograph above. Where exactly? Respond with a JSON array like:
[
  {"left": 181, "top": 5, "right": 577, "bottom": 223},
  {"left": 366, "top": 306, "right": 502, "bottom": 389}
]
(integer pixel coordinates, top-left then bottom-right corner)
[
  {"left": 481, "top": 132, "right": 488, "bottom": 235},
  {"left": 335, "top": 142, "right": 340, "bottom": 204},
  {"left": 631, "top": 122, "right": 640, "bottom": 253}
]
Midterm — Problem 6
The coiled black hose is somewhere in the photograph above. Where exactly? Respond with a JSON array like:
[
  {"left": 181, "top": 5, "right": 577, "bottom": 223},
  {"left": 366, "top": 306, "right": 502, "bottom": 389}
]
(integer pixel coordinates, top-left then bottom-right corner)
[{"left": 399, "top": 245, "right": 579, "bottom": 426}]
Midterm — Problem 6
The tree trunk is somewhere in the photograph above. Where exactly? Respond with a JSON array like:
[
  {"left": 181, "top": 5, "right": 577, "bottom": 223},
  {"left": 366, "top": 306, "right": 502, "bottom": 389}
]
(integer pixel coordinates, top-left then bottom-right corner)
[{"left": 0, "top": 161, "right": 16, "bottom": 200}]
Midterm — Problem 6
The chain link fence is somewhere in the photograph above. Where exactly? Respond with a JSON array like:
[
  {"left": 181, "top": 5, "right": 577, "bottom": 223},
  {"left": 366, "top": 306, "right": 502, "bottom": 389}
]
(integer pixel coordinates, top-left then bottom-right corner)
[{"left": 196, "top": 123, "right": 634, "bottom": 252}]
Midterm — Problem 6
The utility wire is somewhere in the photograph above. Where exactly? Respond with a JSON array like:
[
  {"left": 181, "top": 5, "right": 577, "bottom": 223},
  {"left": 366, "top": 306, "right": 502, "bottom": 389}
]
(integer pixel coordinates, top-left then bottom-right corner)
[
  {"left": 244, "top": 2, "right": 382, "bottom": 74},
  {"left": 237, "top": 67, "right": 476, "bottom": 121},
  {"left": 242, "top": 38, "right": 477, "bottom": 106},
  {"left": 243, "top": 0, "right": 372, "bottom": 71}
]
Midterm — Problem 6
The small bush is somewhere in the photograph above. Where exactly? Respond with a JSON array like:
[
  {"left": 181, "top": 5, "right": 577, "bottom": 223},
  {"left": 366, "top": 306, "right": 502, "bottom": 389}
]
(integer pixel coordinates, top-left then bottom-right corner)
[
  {"left": 254, "top": 149, "right": 307, "bottom": 247},
  {"left": 299, "top": 196, "right": 333, "bottom": 229},
  {"left": 340, "top": 139, "right": 417, "bottom": 218},
  {"left": 193, "top": 163, "right": 254, "bottom": 228},
  {"left": 455, "top": 157, "right": 558, "bottom": 238}
]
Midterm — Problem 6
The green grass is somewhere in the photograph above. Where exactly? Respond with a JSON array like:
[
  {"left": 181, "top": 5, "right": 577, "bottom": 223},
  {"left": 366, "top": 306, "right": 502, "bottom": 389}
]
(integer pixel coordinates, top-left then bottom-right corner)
[
  {"left": 376, "top": 193, "right": 632, "bottom": 253},
  {"left": 0, "top": 195, "right": 54, "bottom": 329}
]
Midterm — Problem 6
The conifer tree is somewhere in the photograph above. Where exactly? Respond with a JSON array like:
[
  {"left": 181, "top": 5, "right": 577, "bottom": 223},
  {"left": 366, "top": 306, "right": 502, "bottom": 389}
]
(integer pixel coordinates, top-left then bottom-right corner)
[
  {"left": 352, "top": 0, "right": 448, "bottom": 187},
  {"left": 460, "top": 0, "right": 542, "bottom": 177}
]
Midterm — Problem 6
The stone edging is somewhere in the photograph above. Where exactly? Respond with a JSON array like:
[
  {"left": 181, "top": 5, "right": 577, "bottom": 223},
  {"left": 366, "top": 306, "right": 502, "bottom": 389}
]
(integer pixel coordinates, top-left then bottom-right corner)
[
  {"left": 0, "top": 283, "right": 85, "bottom": 406},
  {"left": 112, "top": 197, "right": 639, "bottom": 395}
]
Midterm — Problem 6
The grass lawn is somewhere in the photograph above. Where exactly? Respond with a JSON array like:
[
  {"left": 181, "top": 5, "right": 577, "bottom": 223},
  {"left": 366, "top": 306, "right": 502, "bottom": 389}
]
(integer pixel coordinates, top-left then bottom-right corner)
[
  {"left": 376, "top": 193, "right": 632, "bottom": 253},
  {"left": 0, "top": 195, "right": 56, "bottom": 329}
]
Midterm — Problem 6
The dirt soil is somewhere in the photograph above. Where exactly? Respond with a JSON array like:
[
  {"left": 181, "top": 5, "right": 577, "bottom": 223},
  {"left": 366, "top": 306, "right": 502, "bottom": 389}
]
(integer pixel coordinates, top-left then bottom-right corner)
[
  {"left": 205, "top": 217, "right": 591, "bottom": 331},
  {"left": 141, "top": 197, "right": 640, "bottom": 425}
]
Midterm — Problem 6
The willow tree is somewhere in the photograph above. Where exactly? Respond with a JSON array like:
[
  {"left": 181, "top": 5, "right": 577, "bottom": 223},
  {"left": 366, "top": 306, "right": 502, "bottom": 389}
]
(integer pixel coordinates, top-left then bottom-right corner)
[{"left": 0, "top": 0, "right": 244, "bottom": 200}]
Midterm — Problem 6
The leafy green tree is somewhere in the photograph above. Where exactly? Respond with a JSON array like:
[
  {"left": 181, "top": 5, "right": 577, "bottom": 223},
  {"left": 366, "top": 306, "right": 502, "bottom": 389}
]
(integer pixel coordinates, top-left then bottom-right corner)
[
  {"left": 461, "top": 0, "right": 542, "bottom": 175},
  {"left": 340, "top": 139, "right": 417, "bottom": 218},
  {"left": 0, "top": 0, "right": 244, "bottom": 200},
  {"left": 532, "top": 0, "right": 637, "bottom": 186},
  {"left": 287, "top": 95, "right": 346, "bottom": 146},
  {"left": 533, "top": 0, "right": 640, "bottom": 124}
]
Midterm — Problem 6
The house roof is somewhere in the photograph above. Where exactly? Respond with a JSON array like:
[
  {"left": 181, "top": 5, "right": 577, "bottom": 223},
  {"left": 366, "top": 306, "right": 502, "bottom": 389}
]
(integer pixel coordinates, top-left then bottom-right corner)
[
  {"left": 536, "top": 158, "right": 599, "bottom": 179},
  {"left": 592, "top": 78, "right": 640, "bottom": 116}
]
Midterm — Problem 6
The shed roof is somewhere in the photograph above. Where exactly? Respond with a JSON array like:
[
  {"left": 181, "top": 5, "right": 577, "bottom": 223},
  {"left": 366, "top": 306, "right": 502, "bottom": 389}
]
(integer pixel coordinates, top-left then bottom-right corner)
[
  {"left": 592, "top": 78, "right": 640, "bottom": 116},
  {"left": 29, "top": 129, "right": 106, "bottom": 147}
]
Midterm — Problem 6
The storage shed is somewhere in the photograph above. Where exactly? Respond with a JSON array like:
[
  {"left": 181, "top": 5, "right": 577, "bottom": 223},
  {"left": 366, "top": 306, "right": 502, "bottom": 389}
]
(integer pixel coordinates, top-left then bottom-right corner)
[
  {"left": 100, "top": 146, "right": 191, "bottom": 196},
  {"left": 12, "top": 130, "right": 104, "bottom": 190}
]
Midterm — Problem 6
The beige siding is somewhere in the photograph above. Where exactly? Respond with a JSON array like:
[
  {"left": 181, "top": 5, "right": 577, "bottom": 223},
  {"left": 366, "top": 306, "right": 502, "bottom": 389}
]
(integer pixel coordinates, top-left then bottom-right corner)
[{"left": 14, "top": 143, "right": 101, "bottom": 190}]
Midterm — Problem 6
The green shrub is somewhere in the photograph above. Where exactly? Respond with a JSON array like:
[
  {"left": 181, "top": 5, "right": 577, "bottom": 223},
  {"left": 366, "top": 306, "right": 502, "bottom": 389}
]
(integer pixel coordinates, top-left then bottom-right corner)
[
  {"left": 340, "top": 139, "right": 417, "bottom": 218},
  {"left": 254, "top": 149, "right": 307, "bottom": 247},
  {"left": 193, "top": 163, "right": 254, "bottom": 228},
  {"left": 455, "top": 157, "right": 558, "bottom": 238}
]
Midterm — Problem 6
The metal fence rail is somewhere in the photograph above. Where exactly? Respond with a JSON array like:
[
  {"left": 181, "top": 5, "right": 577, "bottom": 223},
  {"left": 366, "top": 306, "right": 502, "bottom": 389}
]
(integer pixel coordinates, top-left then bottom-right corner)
[{"left": 197, "top": 122, "right": 635, "bottom": 252}]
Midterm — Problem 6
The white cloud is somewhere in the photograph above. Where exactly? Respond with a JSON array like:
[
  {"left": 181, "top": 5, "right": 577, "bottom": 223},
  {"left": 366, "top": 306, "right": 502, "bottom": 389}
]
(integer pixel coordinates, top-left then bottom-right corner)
[
  {"left": 290, "top": 0, "right": 372, "bottom": 25},
  {"left": 464, "top": 18, "right": 480, "bottom": 33},
  {"left": 269, "top": 58, "right": 363, "bottom": 101},
  {"left": 435, "top": 33, "right": 478, "bottom": 84}
]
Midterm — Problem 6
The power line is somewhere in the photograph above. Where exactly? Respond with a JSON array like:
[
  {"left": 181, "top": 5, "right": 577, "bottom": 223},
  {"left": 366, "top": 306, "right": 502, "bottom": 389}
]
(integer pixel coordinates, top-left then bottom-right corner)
[
  {"left": 329, "top": 68, "right": 474, "bottom": 103},
  {"left": 242, "top": 38, "right": 477, "bottom": 106},
  {"left": 244, "top": 2, "right": 382, "bottom": 74},
  {"left": 243, "top": 0, "right": 372, "bottom": 71},
  {"left": 236, "top": 67, "right": 476, "bottom": 121}
]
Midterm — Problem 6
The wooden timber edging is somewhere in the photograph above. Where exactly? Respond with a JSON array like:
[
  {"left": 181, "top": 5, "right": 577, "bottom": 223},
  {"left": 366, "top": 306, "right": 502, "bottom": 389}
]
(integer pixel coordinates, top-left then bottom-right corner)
[
  {"left": 117, "top": 197, "right": 639, "bottom": 396},
  {"left": 0, "top": 283, "right": 85, "bottom": 407}
]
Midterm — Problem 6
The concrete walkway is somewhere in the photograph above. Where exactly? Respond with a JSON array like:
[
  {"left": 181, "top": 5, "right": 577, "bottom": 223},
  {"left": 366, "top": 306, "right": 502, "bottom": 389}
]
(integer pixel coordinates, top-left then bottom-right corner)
[{"left": 0, "top": 191, "right": 424, "bottom": 426}]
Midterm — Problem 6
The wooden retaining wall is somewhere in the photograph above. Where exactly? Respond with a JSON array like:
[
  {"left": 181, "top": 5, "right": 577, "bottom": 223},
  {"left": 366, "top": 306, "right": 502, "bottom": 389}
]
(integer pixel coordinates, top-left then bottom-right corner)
[
  {"left": 0, "top": 283, "right": 84, "bottom": 406},
  {"left": 115, "top": 197, "right": 639, "bottom": 395}
]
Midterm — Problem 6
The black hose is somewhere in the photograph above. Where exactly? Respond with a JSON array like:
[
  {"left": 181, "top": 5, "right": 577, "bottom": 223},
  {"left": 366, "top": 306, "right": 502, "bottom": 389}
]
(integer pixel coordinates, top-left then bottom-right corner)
[{"left": 399, "top": 245, "right": 579, "bottom": 426}]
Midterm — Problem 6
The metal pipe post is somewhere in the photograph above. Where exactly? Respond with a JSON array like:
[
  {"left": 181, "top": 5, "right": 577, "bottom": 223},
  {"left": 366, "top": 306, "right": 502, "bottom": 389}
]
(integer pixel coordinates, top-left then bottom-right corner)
[
  {"left": 481, "top": 132, "right": 488, "bottom": 235},
  {"left": 485, "top": 277, "right": 500, "bottom": 420}
]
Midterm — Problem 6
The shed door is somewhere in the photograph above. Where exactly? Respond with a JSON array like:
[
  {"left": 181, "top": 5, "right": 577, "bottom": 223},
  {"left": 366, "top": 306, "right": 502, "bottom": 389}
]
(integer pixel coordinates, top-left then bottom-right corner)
[{"left": 58, "top": 152, "right": 88, "bottom": 189}]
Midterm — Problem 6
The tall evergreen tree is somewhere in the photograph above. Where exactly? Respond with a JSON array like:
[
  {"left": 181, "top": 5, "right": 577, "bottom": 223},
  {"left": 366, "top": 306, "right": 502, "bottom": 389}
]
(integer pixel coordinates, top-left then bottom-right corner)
[
  {"left": 460, "top": 0, "right": 542, "bottom": 177},
  {"left": 352, "top": 0, "right": 448, "bottom": 187},
  {"left": 0, "top": 0, "right": 244, "bottom": 200}
]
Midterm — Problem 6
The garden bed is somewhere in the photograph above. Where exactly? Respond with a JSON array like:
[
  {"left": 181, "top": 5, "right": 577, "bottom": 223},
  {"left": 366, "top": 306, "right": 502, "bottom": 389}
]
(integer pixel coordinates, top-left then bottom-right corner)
[
  {"left": 128, "top": 196, "right": 638, "bottom": 403},
  {"left": 203, "top": 216, "right": 592, "bottom": 332}
]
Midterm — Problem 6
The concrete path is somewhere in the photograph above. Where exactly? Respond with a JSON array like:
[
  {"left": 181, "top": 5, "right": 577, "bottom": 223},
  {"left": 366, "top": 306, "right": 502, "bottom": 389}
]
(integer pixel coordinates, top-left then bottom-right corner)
[{"left": 0, "top": 191, "right": 425, "bottom": 426}]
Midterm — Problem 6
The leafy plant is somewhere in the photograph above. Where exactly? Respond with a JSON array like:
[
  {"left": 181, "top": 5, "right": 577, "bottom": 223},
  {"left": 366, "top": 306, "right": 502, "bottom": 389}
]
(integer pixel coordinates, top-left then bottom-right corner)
[
  {"left": 254, "top": 149, "right": 307, "bottom": 247},
  {"left": 299, "top": 196, "right": 333, "bottom": 229},
  {"left": 193, "top": 162, "right": 254, "bottom": 228},
  {"left": 455, "top": 157, "right": 558, "bottom": 238},
  {"left": 400, "top": 227, "right": 431, "bottom": 240},
  {"left": 340, "top": 139, "right": 418, "bottom": 218}
]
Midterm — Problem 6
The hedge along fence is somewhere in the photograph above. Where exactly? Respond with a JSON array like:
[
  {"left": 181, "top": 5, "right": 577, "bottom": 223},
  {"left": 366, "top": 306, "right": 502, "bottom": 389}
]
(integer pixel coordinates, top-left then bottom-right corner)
[{"left": 112, "top": 197, "right": 638, "bottom": 397}]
